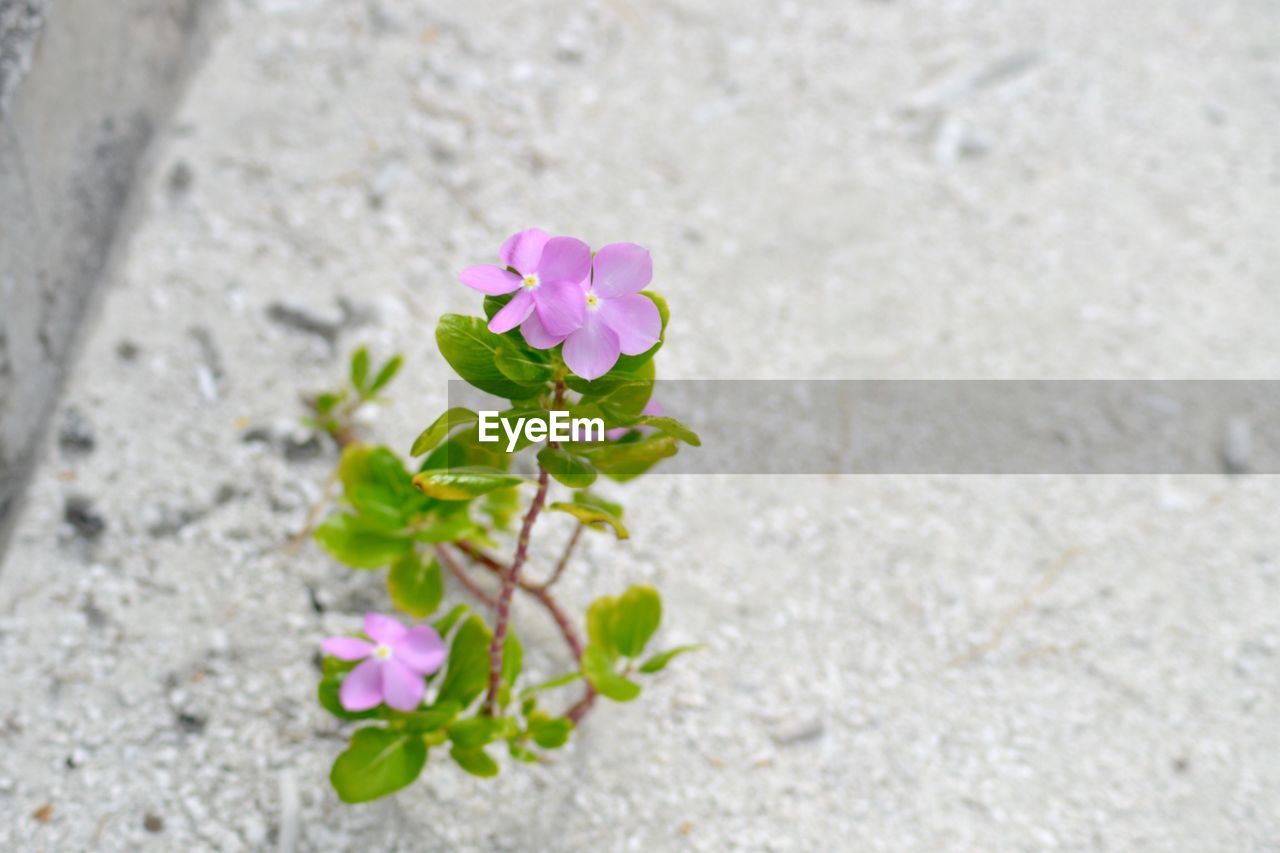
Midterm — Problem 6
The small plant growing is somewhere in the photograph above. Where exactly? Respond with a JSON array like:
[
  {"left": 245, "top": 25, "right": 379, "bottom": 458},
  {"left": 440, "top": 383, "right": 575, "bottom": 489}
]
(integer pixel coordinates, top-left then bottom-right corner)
[
  {"left": 311, "top": 230, "right": 699, "bottom": 802},
  {"left": 305, "top": 346, "right": 404, "bottom": 446}
]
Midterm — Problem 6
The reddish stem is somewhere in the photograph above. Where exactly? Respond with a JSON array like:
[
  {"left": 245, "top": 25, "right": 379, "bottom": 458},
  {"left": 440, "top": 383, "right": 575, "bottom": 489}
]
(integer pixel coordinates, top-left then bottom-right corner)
[
  {"left": 537, "top": 522, "right": 584, "bottom": 590},
  {"left": 483, "top": 467, "right": 550, "bottom": 715},
  {"left": 433, "top": 545, "right": 497, "bottom": 608},
  {"left": 458, "top": 540, "right": 597, "bottom": 721}
]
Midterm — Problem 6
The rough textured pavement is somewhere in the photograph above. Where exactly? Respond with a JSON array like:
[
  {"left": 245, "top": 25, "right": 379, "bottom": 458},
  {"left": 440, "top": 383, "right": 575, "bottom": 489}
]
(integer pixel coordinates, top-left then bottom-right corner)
[{"left": 2, "top": 0, "right": 1279, "bottom": 850}]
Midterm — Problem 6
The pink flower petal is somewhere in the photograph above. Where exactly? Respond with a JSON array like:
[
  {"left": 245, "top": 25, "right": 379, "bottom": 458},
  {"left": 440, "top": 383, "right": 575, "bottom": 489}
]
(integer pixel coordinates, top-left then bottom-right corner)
[
  {"left": 598, "top": 292, "right": 661, "bottom": 355},
  {"left": 321, "top": 636, "right": 374, "bottom": 661},
  {"left": 591, "top": 243, "right": 652, "bottom": 298},
  {"left": 520, "top": 310, "right": 567, "bottom": 350},
  {"left": 381, "top": 659, "right": 426, "bottom": 711},
  {"left": 339, "top": 658, "right": 384, "bottom": 711},
  {"left": 459, "top": 265, "right": 521, "bottom": 295},
  {"left": 563, "top": 315, "right": 621, "bottom": 380},
  {"left": 499, "top": 228, "right": 551, "bottom": 274},
  {"left": 535, "top": 237, "right": 592, "bottom": 284},
  {"left": 488, "top": 289, "right": 536, "bottom": 334},
  {"left": 393, "top": 626, "right": 446, "bottom": 675},
  {"left": 533, "top": 280, "right": 586, "bottom": 337},
  {"left": 364, "top": 612, "right": 406, "bottom": 645}
]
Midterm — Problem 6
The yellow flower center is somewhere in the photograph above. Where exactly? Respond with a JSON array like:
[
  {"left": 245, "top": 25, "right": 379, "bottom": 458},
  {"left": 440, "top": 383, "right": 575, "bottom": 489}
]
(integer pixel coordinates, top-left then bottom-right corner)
[
  {"left": 585, "top": 293, "right": 600, "bottom": 310},
  {"left": 521, "top": 273, "right": 540, "bottom": 290},
  {"left": 373, "top": 644, "right": 393, "bottom": 660}
]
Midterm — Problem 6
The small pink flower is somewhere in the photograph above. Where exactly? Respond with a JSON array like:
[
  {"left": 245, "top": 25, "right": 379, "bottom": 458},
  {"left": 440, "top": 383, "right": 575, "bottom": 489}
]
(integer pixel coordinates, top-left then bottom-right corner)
[
  {"left": 322, "top": 613, "right": 446, "bottom": 712},
  {"left": 522, "top": 242, "right": 662, "bottom": 380},
  {"left": 459, "top": 229, "right": 593, "bottom": 338}
]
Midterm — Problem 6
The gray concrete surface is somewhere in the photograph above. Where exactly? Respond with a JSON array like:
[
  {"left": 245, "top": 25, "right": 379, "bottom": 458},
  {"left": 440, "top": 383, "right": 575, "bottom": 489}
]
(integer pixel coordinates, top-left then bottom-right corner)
[
  {"left": 1, "top": 0, "right": 1279, "bottom": 850},
  {"left": 0, "top": 0, "right": 207, "bottom": 551}
]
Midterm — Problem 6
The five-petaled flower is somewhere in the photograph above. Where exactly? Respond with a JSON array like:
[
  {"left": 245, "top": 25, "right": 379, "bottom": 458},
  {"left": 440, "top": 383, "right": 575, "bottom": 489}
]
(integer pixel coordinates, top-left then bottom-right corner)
[
  {"left": 322, "top": 613, "right": 446, "bottom": 712},
  {"left": 527, "top": 242, "right": 661, "bottom": 380},
  {"left": 459, "top": 228, "right": 592, "bottom": 339}
]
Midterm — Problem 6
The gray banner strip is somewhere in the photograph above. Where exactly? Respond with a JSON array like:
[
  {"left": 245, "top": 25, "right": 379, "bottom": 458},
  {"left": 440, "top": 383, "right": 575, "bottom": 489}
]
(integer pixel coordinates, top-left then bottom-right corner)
[{"left": 447, "top": 380, "right": 1280, "bottom": 474}]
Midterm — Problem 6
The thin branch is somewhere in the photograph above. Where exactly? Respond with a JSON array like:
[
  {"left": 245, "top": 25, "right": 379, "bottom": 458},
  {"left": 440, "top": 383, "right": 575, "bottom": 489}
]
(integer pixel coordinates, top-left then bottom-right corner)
[
  {"left": 484, "top": 467, "right": 551, "bottom": 715},
  {"left": 457, "top": 540, "right": 597, "bottom": 721},
  {"left": 536, "top": 522, "right": 584, "bottom": 590},
  {"left": 433, "top": 544, "right": 496, "bottom": 608}
]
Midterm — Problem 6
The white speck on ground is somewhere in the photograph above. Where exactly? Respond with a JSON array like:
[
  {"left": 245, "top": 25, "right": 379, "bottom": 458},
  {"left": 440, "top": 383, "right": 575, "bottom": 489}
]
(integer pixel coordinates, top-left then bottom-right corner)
[{"left": 2, "top": 0, "right": 1279, "bottom": 850}]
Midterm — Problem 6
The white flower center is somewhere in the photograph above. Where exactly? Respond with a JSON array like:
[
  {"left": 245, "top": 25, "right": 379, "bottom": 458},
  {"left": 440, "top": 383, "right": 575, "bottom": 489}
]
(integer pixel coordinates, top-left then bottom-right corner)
[
  {"left": 373, "top": 644, "right": 393, "bottom": 660},
  {"left": 521, "top": 273, "right": 541, "bottom": 290}
]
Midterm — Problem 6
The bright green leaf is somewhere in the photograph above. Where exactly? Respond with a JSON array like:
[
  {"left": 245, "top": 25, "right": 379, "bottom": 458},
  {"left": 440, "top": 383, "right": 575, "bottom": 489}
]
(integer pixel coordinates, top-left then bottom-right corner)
[
  {"left": 537, "top": 447, "right": 597, "bottom": 488},
  {"left": 573, "top": 490, "right": 624, "bottom": 519},
  {"left": 369, "top": 354, "right": 403, "bottom": 394},
  {"left": 388, "top": 554, "right": 445, "bottom": 619},
  {"left": 350, "top": 347, "right": 371, "bottom": 391},
  {"left": 528, "top": 713, "right": 573, "bottom": 749},
  {"left": 609, "top": 585, "right": 662, "bottom": 658},
  {"left": 494, "top": 340, "right": 555, "bottom": 384},
  {"left": 450, "top": 745, "right": 499, "bottom": 777},
  {"left": 548, "top": 501, "right": 628, "bottom": 539},
  {"left": 435, "top": 616, "right": 493, "bottom": 709},
  {"left": 314, "top": 513, "right": 412, "bottom": 569},
  {"left": 585, "top": 595, "right": 617, "bottom": 655},
  {"left": 447, "top": 716, "right": 505, "bottom": 749},
  {"left": 435, "top": 314, "right": 546, "bottom": 400},
  {"left": 413, "top": 466, "right": 525, "bottom": 501},
  {"left": 400, "top": 701, "right": 461, "bottom": 733},
  {"left": 638, "top": 645, "right": 702, "bottom": 674},
  {"left": 411, "top": 408, "right": 480, "bottom": 457},
  {"left": 633, "top": 415, "right": 701, "bottom": 447},
  {"left": 432, "top": 604, "right": 469, "bottom": 636},
  {"left": 582, "top": 644, "right": 641, "bottom": 702},
  {"left": 330, "top": 728, "right": 426, "bottom": 803}
]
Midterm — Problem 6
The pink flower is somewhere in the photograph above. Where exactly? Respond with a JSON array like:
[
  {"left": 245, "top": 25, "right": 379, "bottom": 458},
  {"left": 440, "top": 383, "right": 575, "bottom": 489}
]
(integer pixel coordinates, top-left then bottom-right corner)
[
  {"left": 322, "top": 613, "right": 446, "bottom": 712},
  {"left": 459, "top": 229, "right": 592, "bottom": 338},
  {"left": 523, "top": 242, "right": 662, "bottom": 380}
]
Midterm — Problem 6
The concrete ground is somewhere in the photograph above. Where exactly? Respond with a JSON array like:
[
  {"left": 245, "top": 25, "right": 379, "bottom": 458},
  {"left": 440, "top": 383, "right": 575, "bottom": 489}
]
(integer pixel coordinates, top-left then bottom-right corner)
[{"left": 2, "top": 0, "right": 1279, "bottom": 849}]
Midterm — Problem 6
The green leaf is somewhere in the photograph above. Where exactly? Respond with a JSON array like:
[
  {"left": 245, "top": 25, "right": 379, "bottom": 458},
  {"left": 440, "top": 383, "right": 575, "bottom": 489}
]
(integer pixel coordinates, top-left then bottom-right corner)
[
  {"left": 400, "top": 701, "right": 461, "bottom": 733},
  {"left": 548, "top": 501, "right": 628, "bottom": 539},
  {"left": 527, "top": 712, "right": 573, "bottom": 742},
  {"left": 314, "top": 391, "right": 343, "bottom": 415},
  {"left": 494, "top": 340, "right": 555, "bottom": 384},
  {"left": 509, "top": 742, "right": 541, "bottom": 763},
  {"left": 369, "top": 354, "right": 403, "bottom": 394},
  {"left": 527, "top": 712, "right": 573, "bottom": 749},
  {"left": 338, "top": 445, "right": 428, "bottom": 524},
  {"left": 314, "top": 513, "right": 412, "bottom": 569},
  {"left": 633, "top": 415, "right": 701, "bottom": 447},
  {"left": 501, "top": 630, "right": 523, "bottom": 690},
  {"left": 350, "top": 347, "right": 370, "bottom": 391},
  {"left": 413, "top": 467, "right": 525, "bottom": 501},
  {"left": 569, "top": 357, "right": 655, "bottom": 414},
  {"left": 411, "top": 408, "right": 480, "bottom": 457},
  {"left": 433, "top": 604, "right": 469, "bottom": 636},
  {"left": 573, "top": 490, "right": 624, "bottom": 519},
  {"left": 411, "top": 513, "right": 479, "bottom": 544},
  {"left": 520, "top": 670, "right": 583, "bottom": 695},
  {"left": 450, "top": 745, "right": 499, "bottom": 777},
  {"left": 609, "top": 585, "right": 662, "bottom": 658},
  {"left": 582, "top": 644, "right": 641, "bottom": 702},
  {"left": 638, "top": 645, "right": 701, "bottom": 674},
  {"left": 447, "top": 716, "right": 506, "bottom": 749},
  {"left": 435, "top": 616, "right": 493, "bottom": 709},
  {"left": 571, "top": 435, "right": 679, "bottom": 481},
  {"left": 537, "top": 448, "right": 597, "bottom": 488},
  {"left": 388, "top": 554, "right": 445, "bottom": 619},
  {"left": 585, "top": 595, "right": 617, "bottom": 655},
  {"left": 435, "top": 314, "right": 546, "bottom": 400},
  {"left": 330, "top": 728, "right": 426, "bottom": 803}
]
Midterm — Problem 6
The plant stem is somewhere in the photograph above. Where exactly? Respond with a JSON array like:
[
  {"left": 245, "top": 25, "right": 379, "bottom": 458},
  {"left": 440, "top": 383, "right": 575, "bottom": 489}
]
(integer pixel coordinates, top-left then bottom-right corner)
[
  {"left": 483, "top": 467, "right": 550, "bottom": 715},
  {"left": 536, "top": 523, "right": 584, "bottom": 590},
  {"left": 433, "top": 545, "right": 497, "bottom": 608},
  {"left": 459, "top": 540, "right": 597, "bottom": 721}
]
